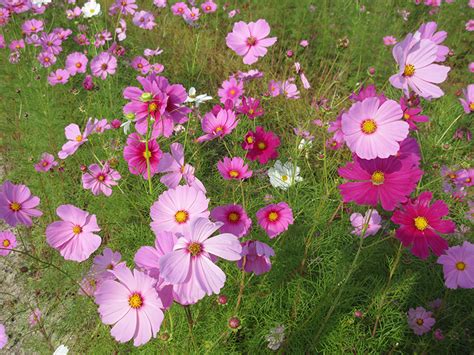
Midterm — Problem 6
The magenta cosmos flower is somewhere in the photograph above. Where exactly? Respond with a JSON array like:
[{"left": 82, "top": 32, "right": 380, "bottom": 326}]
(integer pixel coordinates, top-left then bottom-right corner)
[
  {"left": 243, "top": 126, "right": 280, "bottom": 164},
  {"left": 0, "top": 324, "right": 7, "bottom": 349},
  {"left": 90, "top": 52, "right": 117, "bottom": 80},
  {"left": 210, "top": 204, "right": 252, "bottom": 238},
  {"left": 196, "top": 109, "right": 238, "bottom": 142},
  {"left": 159, "top": 218, "right": 242, "bottom": 301},
  {"left": 389, "top": 34, "right": 450, "bottom": 99},
  {"left": 459, "top": 84, "right": 474, "bottom": 114},
  {"left": 341, "top": 97, "right": 408, "bottom": 160},
  {"left": 0, "top": 181, "right": 42, "bottom": 227},
  {"left": 92, "top": 247, "right": 126, "bottom": 280},
  {"left": 0, "top": 231, "right": 17, "bottom": 256},
  {"left": 350, "top": 209, "right": 382, "bottom": 237},
  {"left": 338, "top": 155, "right": 422, "bottom": 211},
  {"left": 237, "top": 240, "right": 274, "bottom": 275},
  {"left": 58, "top": 122, "right": 92, "bottom": 159},
  {"left": 437, "top": 241, "right": 474, "bottom": 289},
  {"left": 391, "top": 191, "right": 455, "bottom": 259},
  {"left": 123, "top": 133, "right": 162, "bottom": 179},
  {"left": 65, "top": 52, "right": 88, "bottom": 76},
  {"left": 171, "top": 2, "right": 188, "bottom": 15},
  {"left": 226, "top": 19, "right": 277, "bottom": 65},
  {"left": 408, "top": 307, "right": 435, "bottom": 335},
  {"left": 217, "top": 77, "right": 244, "bottom": 105},
  {"left": 82, "top": 163, "right": 121, "bottom": 197},
  {"left": 256, "top": 202, "right": 294, "bottom": 238},
  {"left": 34, "top": 153, "right": 57, "bottom": 172},
  {"left": 95, "top": 266, "right": 164, "bottom": 347},
  {"left": 217, "top": 157, "right": 252, "bottom": 180},
  {"left": 400, "top": 96, "right": 429, "bottom": 130},
  {"left": 150, "top": 185, "right": 209, "bottom": 235},
  {"left": 46, "top": 204, "right": 101, "bottom": 262}
]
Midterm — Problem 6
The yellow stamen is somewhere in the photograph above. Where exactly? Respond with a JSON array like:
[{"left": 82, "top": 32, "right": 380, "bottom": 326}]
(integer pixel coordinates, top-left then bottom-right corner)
[
  {"left": 3, "top": 239, "right": 10, "bottom": 247},
  {"left": 188, "top": 242, "right": 202, "bottom": 256},
  {"left": 143, "top": 151, "right": 152, "bottom": 159},
  {"left": 414, "top": 216, "right": 429, "bottom": 231},
  {"left": 268, "top": 211, "right": 279, "bottom": 222},
  {"left": 229, "top": 170, "right": 239, "bottom": 178},
  {"left": 456, "top": 261, "right": 466, "bottom": 271},
  {"left": 361, "top": 119, "right": 377, "bottom": 134},
  {"left": 75, "top": 135, "right": 83, "bottom": 142},
  {"left": 72, "top": 225, "right": 82, "bottom": 234},
  {"left": 281, "top": 175, "right": 288, "bottom": 182},
  {"left": 228, "top": 212, "right": 239, "bottom": 222},
  {"left": 416, "top": 318, "right": 424, "bottom": 326},
  {"left": 403, "top": 64, "right": 415, "bottom": 77},
  {"left": 371, "top": 171, "right": 385, "bottom": 185},
  {"left": 257, "top": 142, "right": 266, "bottom": 150},
  {"left": 9, "top": 202, "right": 21, "bottom": 212},
  {"left": 128, "top": 293, "right": 143, "bottom": 309},
  {"left": 175, "top": 210, "right": 189, "bottom": 224}
]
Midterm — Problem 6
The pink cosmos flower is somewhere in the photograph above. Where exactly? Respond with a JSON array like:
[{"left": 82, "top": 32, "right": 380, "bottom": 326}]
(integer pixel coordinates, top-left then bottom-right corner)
[
  {"left": 210, "top": 204, "right": 252, "bottom": 238},
  {"left": 0, "top": 181, "right": 42, "bottom": 227},
  {"left": 217, "top": 157, "right": 252, "bottom": 180},
  {"left": 459, "top": 84, "right": 474, "bottom": 114},
  {"left": 159, "top": 218, "right": 242, "bottom": 302},
  {"left": 437, "top": 241, "right": 474, "bottom": 289},
  {"left": 40, "top": 32, "right": 62, "bottom": 55},
  {"left": 338, "top": 155, "right": 422, "bottom": 211},
  {"left": 226, "top": 19, "right": 277, "bottom": 65},
  {"left": 82, "top": 163, "right": 121, "bottom": 196},
  {"left": 295, "top": 62, "right": 311, "bottom": 90},
  {"left": 400, "top": 96, "right": 429, "bottom": 130},
  {"left": 109, "top": 0, "right": 137, "bottom": 15},
  {"left": 116, "top": 19, "right": 127, "bottom": 41},
  {"left": 469, "top": 62, "right": 474, "bottom": 73},
  {"left": 434, "top": 328, "right": 444, "bottom": 341},
  {"left": 28, "top": 308, "right": 42, "bottom": 327},
  {"left": 34, "top": 153, "right": 58, "bottom": 172},
  {"left": 95, "top": 266, "right": 164, "bottom": 346},
  {"left": 21, "top": 19, "right": 43, "bottom": 35},
  {"left": 0, "top": 324, "right": 7, "bottom": 349},
  {"left": 58, "top": 123, "right": 92, "bottom": 159},
  {"left": 408, "top": 307, "right": 435, "bottom": 335},
  {"left": 65, "top": 52, "right": 88, "bottom": 76},
  {"left": 454, "top": 169, "right": 473, "bottom": 188},
  {"left": 94, "top": 30, "right": 112, "bottom": 48},
  {"left": 131, "top": 56, "right": 150, "bottom": 75},
  {"left": 143, "top": 47, "right": 163, "bottom": 57},
  {"left": 0, "top": 231, "right": 17, "bottom": 256},
  {"left": 279, "top": 79, "right": 300, "bottom": 99},
  {"left": 0, "top": 35, "right": 5, "bottom": 49},
  {"left": 83, "top": 75, "right": 94, "bottom": 90},
  {"left": 383, "top": 35, "right": 397, "bottom": 46},
  {"left": 466, "top": 20, "right": 474, "bottom": 32},
  {"left": 350, "top": 209, "right": 382, "bottom": 237},
  {"left": 201, "top": 0, "right": 217, "bottom": 13},
  {"left": 349, "top": 85, "right": 387, "bottom": 104},
  {"left": 256, "top": 202, "right": 294, "bottom": 238},
  {"left": 123, "top": 133, "right": 162, "bottom": 179},
  {"left": 389, "top": 35, "right": 450, "bottom": 99},
  {"left": 243, "top": 126, "right": 280, "bottom": 164},
  {"left": 183, "top": 7, "right": 200, "bottom": 22},
  {"left": 268, "top": 80, "right": 280, "bottom": 97},
  {"left": 66, "top": 6, "right": 82, "bottom": 19},
  {"left": 237, "top": 240, "right": 274, "bottom": 275},
  {"left": 90, "top": 52, "right": 117, "bottom": 80},
  {"left": 48, "top": 69, "right": 70, "bottom": 86},
  {"left": 153, "top": 0, "right": 167, "bottom": 8},
  {"left": 46, "top": 204, "right": 101, "bottom": 262},
  {"left": 416, "top": 22, "right": 449, "bottom": 62},
  {"left": 341, "top": 97, "right": 408, "bottom": 159},
  {"left": 150, "top": 185, "right": 209, "bottom": 235},
  {"left": 328, "top": 113, "right": 344, "bottom": 144},
  {"left": 196, "top": 109, "right": 238, "bottom": 142},
  {"left": 133, "top": 10, "right": 156, "bottom": 30},
  {"left": 171, "top": 2, "right": 188, "bottom": 15},
  {"left": 92, "top": 248, "right": 126, "bottom": 280},
  {"left": 218, "top": 77, "right": 244, "bottom": 105},
  {"left": 391, "top": 191, "right": 455, "bottom": 259},
  {"left": 37, "top": 50, "right": 56, "bottom": 67},
  {"left": 300, "top": 39, "right": 309, "bottom": 47},
  {"left": 238, "top": 96, "right": 264, "bottom": 119}
]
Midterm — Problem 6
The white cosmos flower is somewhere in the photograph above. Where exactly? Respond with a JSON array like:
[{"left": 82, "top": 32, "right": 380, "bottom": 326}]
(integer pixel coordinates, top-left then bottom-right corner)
[
  {"left": 82, "top": 0, "right": 101, "bottom": 18},
  {"left": 267, "top": 160, "right": 303, "bottom": 190},
  {"left": 53, "top": 345, "right": 69, "bottom": 355},
  {"left": 185, "top": 87, "right": 212, "bottom": 107},
  {"left": 31, "top": 0, "right": 51, "bottom": 7}
]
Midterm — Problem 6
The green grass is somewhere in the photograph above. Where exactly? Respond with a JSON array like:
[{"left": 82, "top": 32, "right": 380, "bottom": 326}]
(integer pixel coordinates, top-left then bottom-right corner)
[{"left": 0, "top": 0, "right": 473, "bottom": 353}]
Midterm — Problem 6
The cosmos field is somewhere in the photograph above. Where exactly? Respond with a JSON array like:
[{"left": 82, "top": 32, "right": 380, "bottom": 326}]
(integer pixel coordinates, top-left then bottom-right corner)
[{"left": 0, "top": 0, "right": 473, "bottom": 353}]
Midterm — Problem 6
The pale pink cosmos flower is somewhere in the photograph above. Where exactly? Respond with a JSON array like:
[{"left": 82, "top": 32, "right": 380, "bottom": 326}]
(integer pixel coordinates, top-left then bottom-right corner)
[
  {"left": 159, "top": 218, "right": 242, "bottom": 303},
  {"left": 437, "top": 241, "right": 474, "bottom": 289},
  {"left": 28, "top": 308, "right": 42, "bottom": 327},
  {"left": 218, "top": 77, "right": 244, "bottom": 105},
  {"left": 153, "top": 0, "right": 167, "bottom": 8},
  {"left": 58, "top": 122, "right": 93, "bottom": 159},
  {"left": 37, "top": 50, "right": 56, "bottom": 68},
  {"left": 171, "top": 2, "right": 188, "bottom": 15},
  {"left": 295, "top": 62, "right": 311, "bottom": 89},
  {"left": 0, "top": 324, "right": 6, "bottom": 349},
  {"left": 415, "top": 22, "right": 449, "bottom": 62},
  {"left": 383, "top": 35, "right": 397, "bottom": 46},
  {"left": 95, "top": 266, "right": 164, "bottom": 346},
  {"left": 82, "top": 163, "right": 121, "bottom": 197},
  {"left": 196, "top": 109, "right": 238, "bottom": 142},
  {"left": 217, "top": 157, "right": 252, "bottom": 180},
  {"left": 90, "top": 52, "right": 117, "bottom": 80},
  {"left": 48, "top": 69, "right": 70, "bottom": 86},
  {"left": 389, "top": 34, "right": 450, "bottom": 99},
  {"left": 46, "top": 204, "right": 101, "bottom": 262},
  {"left": 183, "top": 7, "right": 200, "bottom": 22},
  {"left": 350, "top": 209, "right": 382, "bottom": 237},
  {"left": 133, "top": 10, "right": 156, "bottom": 30},
  {"left": 466, "top": 20, "right": 474, "bottom": 32},
  {"left": 0, "top": 231, "right": 17, "bottom": 256},
  {"left": 459, "top": 84, "right": 474, "bottom": 114},
  {"left": 115, "top": 19, "right": 127, "bottom": 42},
  {"left": 144, "top": 47, "right": 163, "bottom": 57},
  {"left": 226, "top": 19, "right": 277, "bottom": 65},
  {"left": 279, "top": 79, "right": 300, "bottom": 99},
  {"left": 65, "top": 52, "right": 88, "bottom": 75},
  {"left": 150, "top": 185, "right": 209, "bottom": 235},
  {"left": 469, "top": 62, "right": 474, "bottom": 73},
  {"left": 201, "top": 0, "right": 217, "bottom": 13},
  {"left": 237, "top": 240, "right": 274, "bottom": 275},
  {"left": 34, "top": 153, "right": 58, "bottom": 172},
  {"left": 268, "top": 80, "right": 280, "bottom": 97},
  {"left": 131, "top": 56, "right": 150, "bottom": 75},
  {"left": 92, "top": 248, "right": 126, "bottom": 280},
  {"left": 341, "top": 97, "right": 409, "bottom": 159},
  {"left": 210, "top": 204, "right": 252, "bottom": 238},
  {"left": 0, "top": 181, "right": 42, "bottom": 227},
  {"left": 300, "top": 39, "right": 309, "bottom": 47},
  {"left": 407, "top": 307, "right": 435, "bottom": 335}
]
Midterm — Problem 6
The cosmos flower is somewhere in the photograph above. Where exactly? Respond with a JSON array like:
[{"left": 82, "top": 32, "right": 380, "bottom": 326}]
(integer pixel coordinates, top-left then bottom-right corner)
[
  {"left": 391, "top": 191, "right": 455, "bottom": 259},
  {"left": 90, "top": 52, "right": 117, "bottom": 80},
  {"left": 226, "top": 19, "right": 277, "bottom": 65},
  {"left": 65, "top": 52, "right": 88, "bottom": 76},
  {"left": 217, "top": 77, "right": 244, "bottom": 105},
  {"left": 201, "top": 0, "right": 217, "bottom": 13},
  {"left": 196, "top": 109, "right": 238, "bottom": 142},
  {"left": 58, "top": 122, "right": 93, "bottom": 159},
  {"left": 407, "top": 307, "right": 435, "bottom": 335},
  {"left": 237, "top": 240, "right": 274, "bottom": 275},
  {"left": 123, "top": 133, "right": 162, "bottom": 179},
  {"left": 92, "top": 248, "right": 126, "bottom": 281},
  {"left": 400, "top": 96, "right": 429, "bottom": 130},
  {"left": 46, "top": 204, "right": 101, "bottom": 262},
  {"left": 82, "top": 0, "right": 100, "bottom": 18},
  {"left": 437, "top": 241, "right": 474, "bottom": 289},
  {"left": 28, "top": 308, "right": 42, "bottom": 327},
  {"left": 210, "top": 204, "right": 252, "bottom": 238},
  {"left": 243, "top": 126, "right": 280, "bottom": 164},
  {"left": 415, "top": 22, "right": 449, "bottom": 62},
  {"left": 459, "top": 84, "right": 474, "bottom": 114},
  {"left": 0, "top": 181, "right": 42, "bottom": 227},
  {"left": 256, "top": 202, "right": 294, "bottom": 238},
  {"left": 109, "top": 0, "right": 137, "bottom": 15},
  {"left": 350, "top": 209, "right": 382, "bottom": 237},
  {"left": 383, "top": 35, "right": 397, "bottom": 46},
  {"left": 133, "top": 10, "right": 156, "bottom": 30},
  {"left": 48, "top": 69, "right": 70, "bottom": 86},
  {"left": 267, "top": 160, "right": 303, "bottom": 190},
  {"left": 34, "top": 153, "right": 58, "bottom": 172},
  {"left": 0, "top": 231, "right": 17, "bottom": 256},
  {"left": 130, "top": 56, "right": 150, "bottom": 75},
  {"left": 341, "top": 97, "right": 409, "bottom": 160},
  {"left": 95, "top": 266, "right": 164, "bottom": 346},
  {"left": 238, "top": 96, "right": 264, "bottom": 119},
  {"left": 150, "top": 185, "right": 210, "bottom": 235},
  {"left": 0, "top": 324, "right": 7, "bottom": 349},
  {"left": 171, "top": 2, "right": 188, "bottom": 16},
  {"left": 349, "top": 85, "right": 387, "bottom": 104},
  {"left": 217, "top": 157, "right": 252, "bottom": 180},
  {"left": 82, "top": 163, "right": 121, "bottom": 197}
]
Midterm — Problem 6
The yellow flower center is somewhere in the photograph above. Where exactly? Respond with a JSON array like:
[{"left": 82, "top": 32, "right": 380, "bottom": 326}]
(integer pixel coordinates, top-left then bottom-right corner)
[
  {"left": 361, "top": 119, "right": 377, "bottom": 134},
  {"left": 215, "top": 126, "right": 223, "bottom": 133},
  {"left": 143, "top": 150, "right": 152, "bottom": 159},
  {"left": 448, "top": 173, "right": 456, "bottom": 180},
  {"left": 98, "top": 175, "right": 105, "bottom": 182},
  {"left": 75, "top": 62, "right": 82, "bottom": 68},
  {"left": 403, "top": 64, "right": 415, "bottom": 77},
  {"left": 416, "top": 318, "right": 424, "bottom": 326},
  {"left": 175, "top": 210, "right": 189, "bottom": 224},
  {"left": 228, "top": 212, "right": 239, "bottom": 222},
  {"left": 371, "top": 171, "right": 385, "bottom": 185},
  {"left": 206, "top": 5, "right": 211, "bottom": 10},
  {"left": 9, "top": 202, "right": 21, "bottom": 212},
  {"left": 403, "top": 113, "right": 410, "bottom": 120},
  {"left": 128, "top": 293, "right": 143, "bottom": 309},
  {"left": 469, "top": 102, "right": 474, "bottom": 111},
  {"left": 229, "top": 89, "right": 236, "bottom": 96},
  {"left": 281, "top": 175, "right": 288, "bottom": 182},
  {"left": 229, "top": 170, "right": 239, "bottom": 178},
  {"left": 188, "top": 242, "right": 202, "bottom": 256},
  {"left": 414, "top": 216, "right": 429, "bottom": 231},
  {"left": 75, "top": 135, "right": 83, "bottom": 142},
  {"left": 42, "top": 161, "right": 48, "bottom": 167},
  {"left": 456, "top": 261, "right": 466, "bottom": 271},
  {"left": 72, "top": 225, "right": 82, "bottom": 234},
  {"left": 268, "top": 211, "right": 279, "bottom": 222},
  {"left": 257, "top": 142, "right": 266, "bottom": 150},
  {"left": 3, "top": 239, "right": 10, "bottom": 247},
  {"left": 246, "top": 136, "right": 254, "bottom": 144}
]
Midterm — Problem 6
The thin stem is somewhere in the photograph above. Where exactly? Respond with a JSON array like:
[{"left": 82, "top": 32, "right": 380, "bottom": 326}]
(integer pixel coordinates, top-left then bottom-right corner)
[
  {"left": 234, "top": 256, "right": 247, "bottom": 313},
  {"left": 183, "top": 305, "right": 197, "bottom": 350}
]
